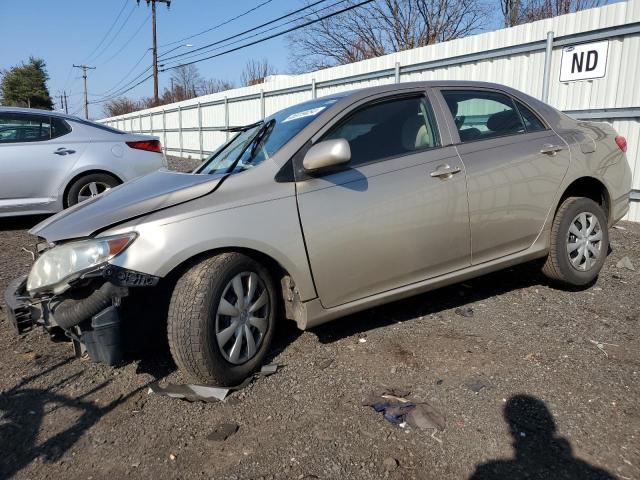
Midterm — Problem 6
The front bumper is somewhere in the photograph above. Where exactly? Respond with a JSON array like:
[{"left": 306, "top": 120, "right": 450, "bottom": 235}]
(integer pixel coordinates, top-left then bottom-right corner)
[{"left": 4, "top": 266, "right": 160, "bottom": 365}]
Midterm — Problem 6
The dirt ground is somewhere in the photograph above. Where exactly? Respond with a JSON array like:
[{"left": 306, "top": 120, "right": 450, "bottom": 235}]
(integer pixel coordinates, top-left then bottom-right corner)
[{"left": 0, "top": 163, "right": 638, "bottom": 479}]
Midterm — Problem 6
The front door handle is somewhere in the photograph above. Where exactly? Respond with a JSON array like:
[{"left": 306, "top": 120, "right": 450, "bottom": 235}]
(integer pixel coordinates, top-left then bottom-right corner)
[
  {"left": 54, "top": 147, "right": 76, "bottom": 155},
  {"left": 540, "top": 144, "right": 564, "bottom": 155},
  {"left": 430, "top": 164, "right": 461, "bottom": 179}
]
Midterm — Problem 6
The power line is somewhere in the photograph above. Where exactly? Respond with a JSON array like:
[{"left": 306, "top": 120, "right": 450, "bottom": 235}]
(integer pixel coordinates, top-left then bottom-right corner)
[
  {"left": 161, "top": 0, "right": 332, "bottom": 64},
  {"left": 160, "top": 0, "right": 348, "bottom": 69},
  {"left": 102, "top": 13, "right": 151, "bottom": 65},
  {"left": 94, "top": 49, "right": 150, "bottom": 96},
  {"left": 162, "top": 0, "right": 374, "bottom": 71},
  {"left": 90, "top": 3, "right": 137, "bottom": 63},
  {"left": 92, "top": 0, "right": 374, "bottom": 104},
  {"left": 159, "top": 0, "right": 274, "bottom": 48},
  {"left": 82, "top": 0, "right": 129, "bottom": 63}
]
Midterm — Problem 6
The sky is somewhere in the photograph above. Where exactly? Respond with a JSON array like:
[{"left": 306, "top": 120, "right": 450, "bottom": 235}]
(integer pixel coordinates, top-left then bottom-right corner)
[{"left": 1, "top": 0, "right": 306, "bottom": 118}]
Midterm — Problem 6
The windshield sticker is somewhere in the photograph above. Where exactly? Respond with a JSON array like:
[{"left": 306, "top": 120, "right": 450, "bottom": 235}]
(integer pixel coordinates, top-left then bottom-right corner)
[{"left": 282, "top": 106, "right": 326, "bottom": 123}]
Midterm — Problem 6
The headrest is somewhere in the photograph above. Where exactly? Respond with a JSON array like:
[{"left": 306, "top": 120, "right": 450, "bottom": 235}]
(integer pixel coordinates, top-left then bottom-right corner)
[{"left": 487, "top": 109, "right": 521, "bottom": 133}]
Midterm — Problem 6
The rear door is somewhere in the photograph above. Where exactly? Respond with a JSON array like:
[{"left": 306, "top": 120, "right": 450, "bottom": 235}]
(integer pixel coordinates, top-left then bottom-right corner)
[
  {"left": 295, "top": 91, "right": 471, "bottom": 308},
  {"left": 0, "top": 112, "right": 82, "bottom": 208},
  {"left": 436, "top": 88, "right": 570, "bottom": 264}
]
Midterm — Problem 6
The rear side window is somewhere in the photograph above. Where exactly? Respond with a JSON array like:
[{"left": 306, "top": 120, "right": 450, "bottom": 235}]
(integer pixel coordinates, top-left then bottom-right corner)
[
  {"left": 442, "top": 90, "right": 525, "bottom": 143},
  {"left": 323, "top": 95, "right": 440, "bottom": 166},
  {"left": 0, "top": 113, "right": 52, "bottom": 143},
  {"left": 51, "top": 117, "right": 72, "bottom": 139},
  {"left": 515, "top": 100, "right": 546, "bottom": 132}
]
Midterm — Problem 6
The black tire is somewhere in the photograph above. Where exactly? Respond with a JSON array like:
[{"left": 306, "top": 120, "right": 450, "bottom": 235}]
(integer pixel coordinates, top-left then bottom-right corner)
[
  {"left": 542, "top": 196, "right": 609, "bottom": 286},
  {"left": 65, "top": 173, "right": 120, "bottom": 207},
  {"left": 167, "top": 253, "right": 277, "bottom": 386}
]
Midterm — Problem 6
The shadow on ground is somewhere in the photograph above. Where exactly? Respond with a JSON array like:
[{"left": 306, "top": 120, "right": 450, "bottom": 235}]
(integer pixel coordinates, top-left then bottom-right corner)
[
  {"left": 310, "top": 259, "right": 592, "bottom": 344},
  {"left": 0, "top": 214, "right": 51, "bottom": 232},
  {"left": 469, "top": 394, "right": 615, "bottom": 479},
  {"left": 0, "top": 358, "right": 146, "bottom": 479}
]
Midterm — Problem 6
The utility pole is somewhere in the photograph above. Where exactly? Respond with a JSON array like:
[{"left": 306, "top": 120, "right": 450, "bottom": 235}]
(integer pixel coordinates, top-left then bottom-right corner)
[
  {"left": 73, "top": 64, "right": 96, "bottom": 119},
  {"left": 138, "top": 0, "right": 171, "bottom": 105},
  {"left": 64, "top": 91, "right": 69, "bottom": 114}
]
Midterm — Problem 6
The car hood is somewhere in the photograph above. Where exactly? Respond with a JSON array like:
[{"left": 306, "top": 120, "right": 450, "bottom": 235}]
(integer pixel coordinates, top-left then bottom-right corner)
[{"left": 31, "top": 170, "right": 224, "bottom": 242}]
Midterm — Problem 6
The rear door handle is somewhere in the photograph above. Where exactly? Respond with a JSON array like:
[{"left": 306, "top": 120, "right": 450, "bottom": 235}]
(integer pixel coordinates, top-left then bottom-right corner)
[
  {"left": 430, "top": 164, "right": 461, "bottom": 179},
  {"left": 540, "top": 144, "right": 564, "bottom": 155},
  {"left": 54, "top": 147, "right": 76, "bottom": 155}
]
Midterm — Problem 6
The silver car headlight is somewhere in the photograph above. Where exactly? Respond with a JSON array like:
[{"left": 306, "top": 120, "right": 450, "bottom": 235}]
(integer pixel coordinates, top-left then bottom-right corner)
[{"left": 27, "top": 233, "right": 137, "bottom": 294}]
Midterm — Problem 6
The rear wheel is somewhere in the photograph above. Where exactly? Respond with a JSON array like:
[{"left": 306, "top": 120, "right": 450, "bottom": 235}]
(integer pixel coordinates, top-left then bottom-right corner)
[
  {"left": 167, "top": 253, "right": 277, "bottom": 386},
  {"left": 542, "top": 196, "right": 609, "bottom": 286},
  {"left": 65, "top": 173, "right": 119, "bottom": 207}
]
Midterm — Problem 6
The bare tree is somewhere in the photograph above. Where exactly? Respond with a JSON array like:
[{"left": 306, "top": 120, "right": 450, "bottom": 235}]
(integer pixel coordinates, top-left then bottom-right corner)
[
  {"left": 170, "top": 65, "right": 202, "bottom": 99},
  {"left": 288, "top": 0, "right": 488, "bottom": 71},
  {"left": 501, "top": 0, "right": 604, "bottom": 26},
  {"left": 240, "top": 59, "right": 277, "bottom": 86},
  {"left": 198, "top": 78, "right": 235, "bottom": 95},
  {"left": 103, "top": 97, "right": 140, "bottom": 117}
]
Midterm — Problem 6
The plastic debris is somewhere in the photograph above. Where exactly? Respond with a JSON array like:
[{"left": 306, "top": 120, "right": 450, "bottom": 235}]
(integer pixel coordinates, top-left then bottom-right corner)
[
  {"left": 207, "top": 422, "right": 239, "bottom": 442},
  {"left": 148, "top": 364, "right": 280, "bottom": 402},
  {"left": 362, "top": 388, "right": 445, "bottom": 431},
  {"left": 616, "top": 256, "right": 635, "bottom": 271},
  {"left": 455, "top": 306, "right": 474, "bottom": 318}
]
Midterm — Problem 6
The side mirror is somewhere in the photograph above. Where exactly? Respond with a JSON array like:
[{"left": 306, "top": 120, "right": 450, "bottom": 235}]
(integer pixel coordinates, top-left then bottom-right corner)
[{"left": 303, "top": 138, "right": 351, "bottom": 172}]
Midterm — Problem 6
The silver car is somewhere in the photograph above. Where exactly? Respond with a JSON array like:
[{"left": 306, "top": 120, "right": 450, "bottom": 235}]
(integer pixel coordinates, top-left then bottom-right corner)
[
  {"left": 5, "top": 82, "right": 632, "bottom": 385},
  {"left": 0, "top": 107, "right": 166, "bottom": 217}
]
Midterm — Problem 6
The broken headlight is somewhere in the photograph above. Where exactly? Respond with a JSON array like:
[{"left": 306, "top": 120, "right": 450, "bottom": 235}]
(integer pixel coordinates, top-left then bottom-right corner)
[{"left": 26, "top": 233, "right": 137, "bottom": 295}]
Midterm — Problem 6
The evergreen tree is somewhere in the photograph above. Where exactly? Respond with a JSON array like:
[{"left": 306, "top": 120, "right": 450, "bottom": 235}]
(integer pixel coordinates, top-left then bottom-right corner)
[{"left": 0, "top": 57, "right": 53, "bottom": 109}]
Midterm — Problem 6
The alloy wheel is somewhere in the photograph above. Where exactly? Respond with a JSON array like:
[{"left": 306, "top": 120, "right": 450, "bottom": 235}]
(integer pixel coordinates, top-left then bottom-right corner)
[
  {"left": 77, "top": 181, "right": 111, "bottom": 202},
  {"left": 566, "top": 212, "right": 602, "bottom": 271},
  {"left": 215, "top": 271, "right": 270, "bottom": 364}
]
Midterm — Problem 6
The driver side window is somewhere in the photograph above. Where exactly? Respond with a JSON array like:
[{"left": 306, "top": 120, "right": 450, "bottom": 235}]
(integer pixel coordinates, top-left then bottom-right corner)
[{"left": 323, "top": 95, "right": 440, "bottom": 167}]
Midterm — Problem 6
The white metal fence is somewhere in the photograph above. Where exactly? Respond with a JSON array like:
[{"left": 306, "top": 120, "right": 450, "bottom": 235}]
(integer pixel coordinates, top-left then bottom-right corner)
[{"left": 102, "top": 0, "right": 640, "bottom": 221}]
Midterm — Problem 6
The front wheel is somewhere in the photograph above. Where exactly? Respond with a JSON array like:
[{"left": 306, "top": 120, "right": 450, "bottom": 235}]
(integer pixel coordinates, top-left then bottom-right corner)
[
  {"left": 167, "top": 253, "right": 277, "bottom": 386},
  {"left": 542, "top": 196, "right": 609, "bottom": 286}
]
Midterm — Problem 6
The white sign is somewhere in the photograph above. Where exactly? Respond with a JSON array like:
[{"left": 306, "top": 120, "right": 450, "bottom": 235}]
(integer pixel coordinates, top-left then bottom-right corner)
[{"left": 560, "top": 41, "right": 608, "bottom": 82}]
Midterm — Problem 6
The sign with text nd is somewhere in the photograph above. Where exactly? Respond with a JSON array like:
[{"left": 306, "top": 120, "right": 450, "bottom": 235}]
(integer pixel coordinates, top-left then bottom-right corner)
[{"left": 560, "top": 41, "right": 609, "bottom": 82}]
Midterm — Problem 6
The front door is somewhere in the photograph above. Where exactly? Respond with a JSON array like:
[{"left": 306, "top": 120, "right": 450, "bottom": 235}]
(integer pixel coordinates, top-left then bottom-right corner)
[
  {"left": 296, "top": 93, "right": 471, "bottom": 308},
  {"left": 438, "top": 89, "right": 571, "bottom": 265}
]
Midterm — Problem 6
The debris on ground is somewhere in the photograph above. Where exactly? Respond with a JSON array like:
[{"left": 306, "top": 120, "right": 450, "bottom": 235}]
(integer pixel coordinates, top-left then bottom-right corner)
[
  {"left": 383, "top": 457, "right": 399, "bottom": 471},
  {"left": 588, "top": 339, "right": 620, "bottom": 357},
  {"left": 616, "top": 256, "right": 635, "bottom": 271},
  {"left": 362, "top": 388, "right": 445, "bottom": 431},
  {"left": 148, "top": 364, "right": 280, "bottom": 402},
  {"left": 455, "top": 306, "right": 474, "bottom": 318},
  {"left": 465, "top": 378, "right": 490, "bottom": 394},
  {"left": 207, "top": 422, "right": 240, "bottom": 442}
]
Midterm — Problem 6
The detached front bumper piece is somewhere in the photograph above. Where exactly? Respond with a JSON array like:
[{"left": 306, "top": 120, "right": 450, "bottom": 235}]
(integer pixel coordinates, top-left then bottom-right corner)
[
  {"left": 4, "top": 276, "right": 38, "bottom": 334},
  {"left": 4, "top": 267, "right": 159, "bottom": 366}
]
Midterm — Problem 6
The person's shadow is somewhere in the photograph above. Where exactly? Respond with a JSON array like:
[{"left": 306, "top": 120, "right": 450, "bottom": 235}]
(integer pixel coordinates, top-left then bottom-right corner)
[{"left": 470, "top": 395, "right": 616, "bottom": 480}]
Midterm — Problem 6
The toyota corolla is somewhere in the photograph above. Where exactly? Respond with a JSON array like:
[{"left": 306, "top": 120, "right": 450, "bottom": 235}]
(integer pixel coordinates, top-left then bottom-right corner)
[{"left": 4, "top": 81, "right": 632, "bottom": 386}]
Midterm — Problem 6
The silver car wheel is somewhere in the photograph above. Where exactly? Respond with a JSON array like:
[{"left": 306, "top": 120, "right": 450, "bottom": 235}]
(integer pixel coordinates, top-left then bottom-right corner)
[
  {"left": 77, "top": 181, "right": 111, "bottom": 203},
  {"left": 215, "top": 271, "right": 270, "bottom": 365},
  {"left": 566, "top": 212, "right": 602, "bottom": 271}
]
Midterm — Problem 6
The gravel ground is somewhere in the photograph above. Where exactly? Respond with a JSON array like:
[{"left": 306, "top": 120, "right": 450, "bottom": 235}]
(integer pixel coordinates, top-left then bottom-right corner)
[{"left": 0, "top": 170, "right": 638, "bottom": 479}]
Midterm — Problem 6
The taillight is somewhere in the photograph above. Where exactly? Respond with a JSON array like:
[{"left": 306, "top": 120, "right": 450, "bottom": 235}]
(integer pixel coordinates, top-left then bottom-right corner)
[
  {"left": 615, "top": 135, "right": 627, "bottom": 153},
  {"left": 126, "top": 139, "right": 162, "bottom": 153}
]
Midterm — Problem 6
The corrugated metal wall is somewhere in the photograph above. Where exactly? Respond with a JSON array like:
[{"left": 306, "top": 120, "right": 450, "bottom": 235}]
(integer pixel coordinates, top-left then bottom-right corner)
[{"left": 102, "top": 0, "right": 640, "bottom": 220}]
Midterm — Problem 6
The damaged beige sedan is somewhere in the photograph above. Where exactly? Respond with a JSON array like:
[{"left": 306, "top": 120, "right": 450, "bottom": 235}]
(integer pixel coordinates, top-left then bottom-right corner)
[{"left": 5, "top": 81, "right": 632, "bottom": 385}]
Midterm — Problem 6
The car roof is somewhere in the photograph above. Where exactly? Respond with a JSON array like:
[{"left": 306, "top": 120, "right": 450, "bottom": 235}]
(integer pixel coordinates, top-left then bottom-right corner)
[{"left": 0, "top": 106, "right": 86, "bottom": 122}]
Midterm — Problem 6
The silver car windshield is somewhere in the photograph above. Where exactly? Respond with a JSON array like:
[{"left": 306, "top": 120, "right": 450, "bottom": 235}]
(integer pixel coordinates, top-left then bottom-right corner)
[{"left": 197, "top": 97, "right": 340, "bottom": 175}]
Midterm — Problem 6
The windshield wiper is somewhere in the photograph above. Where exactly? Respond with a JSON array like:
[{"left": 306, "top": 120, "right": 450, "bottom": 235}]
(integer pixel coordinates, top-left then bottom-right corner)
[{"left": 224, "top": 120, "right": 263, "bottom": 133}]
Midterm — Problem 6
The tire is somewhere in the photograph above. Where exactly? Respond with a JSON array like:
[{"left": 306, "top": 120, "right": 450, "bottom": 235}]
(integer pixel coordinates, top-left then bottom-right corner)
[
  {"left": 167, "top": 253, "right": 278, "bottom": 386},
  {"left": 542, "top": 196, "right": 609, "bottom": 286},
  {"left": 65, "top": 173, "right": 120, "bottom": 207}
]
